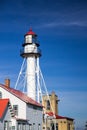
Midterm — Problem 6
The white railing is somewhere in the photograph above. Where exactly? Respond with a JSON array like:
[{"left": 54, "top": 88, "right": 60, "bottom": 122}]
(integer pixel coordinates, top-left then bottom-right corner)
[{"left": 20, "top": 47, "right": 41, "bottom": 56}]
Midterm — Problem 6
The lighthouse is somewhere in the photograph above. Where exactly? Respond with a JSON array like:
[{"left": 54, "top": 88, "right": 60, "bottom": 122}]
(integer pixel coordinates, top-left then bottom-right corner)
[{"left": 20, "top": 28, "right": 41, "bottom": 101}]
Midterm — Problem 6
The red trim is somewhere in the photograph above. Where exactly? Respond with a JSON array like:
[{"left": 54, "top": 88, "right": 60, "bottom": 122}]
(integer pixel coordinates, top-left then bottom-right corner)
[
  {"left": 46, "top": 112, "right": 74, "bottom": 120},
  {"left": 25, "top": 28, "right": 37, "bottom": 36}
]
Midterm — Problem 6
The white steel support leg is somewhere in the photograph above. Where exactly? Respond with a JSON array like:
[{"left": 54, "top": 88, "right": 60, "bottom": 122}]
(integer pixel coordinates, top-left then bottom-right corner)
[
  {"left": 36, "top": 58, "right": 42, "bottom": 103},
  {"left": 39, "top": 68, "right": 55, "bottom": 114},
  {"left": 15, "top": 58, "right": 26, "bottom": 89}
]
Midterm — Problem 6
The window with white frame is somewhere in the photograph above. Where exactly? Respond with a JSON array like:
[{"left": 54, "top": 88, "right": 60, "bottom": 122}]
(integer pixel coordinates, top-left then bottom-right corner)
[
  {"left": 4, "top": 121, "right": 12, "bottom": 130},
  {"left": 4, "top": 121, "right": 8, "bottom": 130},
  {"left": 51, "top": 123, "right": 54, "bottom": 130},
  {"left": 22, "top": 123, "right": 26, "bottom": 130},
  {"left": 38, "top": 124, "right": 41, "bottom": 130},
  {"left": 56, "top": 123, "right": 58, "bottom": 130},
  {"left": 29, "top": 124, "right": 32, "bottom": 130},
  {"left": 33, "top": 123, "right": 35, "bottom": 130},
  {"left": 13, "top": 105, "right": 18, "bottom": 116},
  {"left": 18, "top": 123, "right": 22, "bottom": 130}
]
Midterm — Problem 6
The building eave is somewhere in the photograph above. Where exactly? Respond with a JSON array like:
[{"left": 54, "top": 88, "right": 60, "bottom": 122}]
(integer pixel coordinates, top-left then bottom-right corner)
[{"left": 0, "top": 84, "right": 43, "bottom": 108}]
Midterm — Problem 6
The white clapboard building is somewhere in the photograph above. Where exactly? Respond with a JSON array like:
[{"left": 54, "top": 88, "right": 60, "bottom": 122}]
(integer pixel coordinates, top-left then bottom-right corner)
[{"left": 0, "top": 79, "right": 43, "bottom": 130}]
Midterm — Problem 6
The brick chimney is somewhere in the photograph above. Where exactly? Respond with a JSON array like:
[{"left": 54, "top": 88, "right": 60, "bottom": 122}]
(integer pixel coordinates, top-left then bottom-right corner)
[{"left": 5, "top": 79, "right": 10, "bottom": 88}]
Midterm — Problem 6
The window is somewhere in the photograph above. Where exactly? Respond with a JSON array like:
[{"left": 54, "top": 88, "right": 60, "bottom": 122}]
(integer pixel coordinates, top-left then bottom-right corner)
[
  {"left": 51, "top": 123, "right": 54, "bottom": 130},
  {"left": 43, "top": 114, "right": 45, "bottom": 123},
  {"left": 12, "top": 126, "right": 15, "bottom": 130},
  {"left": 33, "top": 123, "right": 35, "bottom": 130},
  {"left": 38, "top": 124, "right": 41, "bottom": 130},
  {"left": 46, "top": 100, "right": 50, "bottom": 110},
  {"left": 33, "top": 106, "right": 37, "bottom": 114},
  {"left": 68, "top": 123, "right": 70, "bottom": 130},
  {"left": 0, "top": 91, "right": 2, "bottom": 98},
  {"left": 51, "top": 123, "right": 58, "bottom": 130},
  {"left": 22, "top": 123, "right": 26, "bottom": 130},
  {"left": 18, "top": 123, "right": 21, "bottom": 130},
  {"left": 13, "top": 105, "right": 18, "bottom": 116},
  {"left": 29, "top": 124, "right": 32, "bottom": 130},
  {"left": 4, "top": 121, "right": 8, "bottom": 130},
  {"left": 4, "top": 121, "right": 12, "bottom": 130},
  {"left": 56, "top": 123, "right": 58, "bottom": 130},
  {"left": 33, "top": 106, "right": 37, "bottom": 110},
  {"left": 9, "top": 121, "right": 12, "bottom": 130}
]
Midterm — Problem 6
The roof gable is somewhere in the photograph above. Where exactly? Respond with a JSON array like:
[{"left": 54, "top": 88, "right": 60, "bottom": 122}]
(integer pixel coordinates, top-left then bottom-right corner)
[
  {"left": 46, "top": 112, "right": 74, "bottom": 120},
  {"left": 0, "top": 84, "right": 42, "bottom": 108},
  {"left": 0, "top": 99, "right": 9, "bottom": 119}
]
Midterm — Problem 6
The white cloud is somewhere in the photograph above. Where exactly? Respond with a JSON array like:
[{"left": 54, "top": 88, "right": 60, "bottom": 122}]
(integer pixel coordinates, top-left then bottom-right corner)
[{"left": 35, "top": 20, "right": 87, "bottom": 29}]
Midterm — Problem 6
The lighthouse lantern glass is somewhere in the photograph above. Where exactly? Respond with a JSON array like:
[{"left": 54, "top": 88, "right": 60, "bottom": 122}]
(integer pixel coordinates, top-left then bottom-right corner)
[
  {"left": 25, "top": 35, "right": 32, "bottom": 43},
  {"left": 25, "top": 34, "right": 37, "bottom": 44}
]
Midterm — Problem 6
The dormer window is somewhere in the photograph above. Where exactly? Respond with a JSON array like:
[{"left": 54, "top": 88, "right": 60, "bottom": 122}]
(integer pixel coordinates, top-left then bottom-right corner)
[{"left": 0, "top": 91, "right": 2, "bottom": 98}]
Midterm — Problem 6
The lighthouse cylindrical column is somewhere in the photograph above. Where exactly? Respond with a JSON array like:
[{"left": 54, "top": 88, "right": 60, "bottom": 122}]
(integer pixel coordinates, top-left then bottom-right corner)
[{"left": 27, "top": 56, "right": 36, "bottom": 100}]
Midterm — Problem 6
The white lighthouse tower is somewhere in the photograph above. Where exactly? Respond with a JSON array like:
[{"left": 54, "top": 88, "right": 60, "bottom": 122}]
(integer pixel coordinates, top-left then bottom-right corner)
[{"left": 20, "top": 28, "right": 41, "bottom": 101}]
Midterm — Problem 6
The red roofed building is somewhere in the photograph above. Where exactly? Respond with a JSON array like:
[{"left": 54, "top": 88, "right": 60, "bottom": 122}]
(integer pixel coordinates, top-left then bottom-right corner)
[
  {"left": 0, "top": 79, "right": 43, "bottom": 130},
  {"left": 42, "top": 92, "right": 74, "bottom": 130}
]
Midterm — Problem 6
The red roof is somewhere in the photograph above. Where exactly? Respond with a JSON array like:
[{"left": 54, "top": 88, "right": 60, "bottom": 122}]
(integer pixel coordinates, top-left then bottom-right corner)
[
  {"left": 0, "top": 99, "right": 9, "bottom": 119},
  {"left": 0, "top": 84, "right": 42, "bottom": 108},
  {"left": 46, "top": 112, "right": 74, "bottom": 120},
  {"left": 25, "top": 28, "right": 37, "bottom": 36}
]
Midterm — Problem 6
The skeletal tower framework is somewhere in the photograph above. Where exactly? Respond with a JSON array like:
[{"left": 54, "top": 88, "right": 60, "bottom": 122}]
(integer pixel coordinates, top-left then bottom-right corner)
[{"left": 15, "top": 28, "right": 48, "bottom": 103}]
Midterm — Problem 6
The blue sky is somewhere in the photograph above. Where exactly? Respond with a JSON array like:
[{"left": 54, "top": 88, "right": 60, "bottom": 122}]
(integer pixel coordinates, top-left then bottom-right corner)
[{"left": 0, "top": 0, "right": 87, "bottom": 129}]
